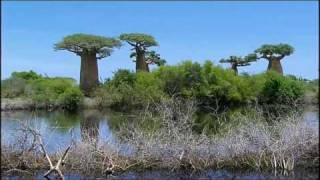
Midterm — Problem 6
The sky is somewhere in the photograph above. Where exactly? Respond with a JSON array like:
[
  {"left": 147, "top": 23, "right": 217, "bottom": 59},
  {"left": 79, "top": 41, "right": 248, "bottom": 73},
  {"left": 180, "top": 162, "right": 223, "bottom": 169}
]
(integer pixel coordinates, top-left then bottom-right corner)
[{"left": 1, "top": 1, "right": 319, "bottom": 82}]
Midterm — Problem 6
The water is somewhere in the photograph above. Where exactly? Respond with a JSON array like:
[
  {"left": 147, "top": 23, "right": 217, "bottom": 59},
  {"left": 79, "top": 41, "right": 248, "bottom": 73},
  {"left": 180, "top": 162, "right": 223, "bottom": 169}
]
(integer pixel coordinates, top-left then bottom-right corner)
[
  {"left": 2, "top": 107, "right": 318, "bottom": 153},
  {"left": 1, "top": 107, "right": 319, "bottom": 179},
  {"left": 1, "top": 109, "right": 133, "bottom": 153},
  {"left": 3, "top": 169, "right": 319, "bottom": 179}
]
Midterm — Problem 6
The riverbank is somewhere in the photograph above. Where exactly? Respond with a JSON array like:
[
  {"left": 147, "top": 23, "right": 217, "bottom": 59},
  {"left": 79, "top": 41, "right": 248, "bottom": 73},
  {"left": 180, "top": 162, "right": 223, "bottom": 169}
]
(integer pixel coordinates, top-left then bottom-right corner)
[
  {"left": 1, "top": 117, "right": 318, "bottom": 178},
  {"left": 1, "top": 97, "right": 102, "bottom": 111},
  {"left": 3, "top": 167, "right": 319, "bottom": 179},
  {"left": 1, "top": 100, "right": 319, "bottom": 178},
  {"left": 1, "top": 93, "right": 318, "bottom": 111}
]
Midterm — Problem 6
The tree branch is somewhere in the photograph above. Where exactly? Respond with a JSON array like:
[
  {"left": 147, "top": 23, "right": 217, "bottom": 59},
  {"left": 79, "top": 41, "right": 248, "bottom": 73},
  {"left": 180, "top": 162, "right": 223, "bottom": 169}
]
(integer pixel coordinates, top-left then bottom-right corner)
[{"left": 126, "top": 41, "right": 136, "bottom": 47}]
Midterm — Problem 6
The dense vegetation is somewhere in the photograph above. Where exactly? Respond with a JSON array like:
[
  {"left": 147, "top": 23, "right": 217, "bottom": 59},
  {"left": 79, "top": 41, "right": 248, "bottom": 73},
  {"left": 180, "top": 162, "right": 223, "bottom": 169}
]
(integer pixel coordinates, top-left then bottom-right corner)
[
  {"left": 95, "top": 61, "right": 307, "bottom": 110},
  {"left": 55, "top": 34, "right": 121, "bottom": 95},
  {"left": 1, "top": 71, "right": 83, "bottom": 110},
  {"left": 2, "top": 60, "right": 313, "bottom": 112},
  {"left": 2, "top": 99, "right": 318, "bottom": 177},
  {"left": 53, "top": 33, "right": 296, "bottom": 97}
]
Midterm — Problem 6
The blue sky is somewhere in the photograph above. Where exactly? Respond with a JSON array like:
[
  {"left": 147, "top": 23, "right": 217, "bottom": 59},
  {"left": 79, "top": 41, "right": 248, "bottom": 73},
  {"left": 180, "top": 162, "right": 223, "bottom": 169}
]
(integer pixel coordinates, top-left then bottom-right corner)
[{"left": 2, "top": 1, "right": 318, "bottom": 81}]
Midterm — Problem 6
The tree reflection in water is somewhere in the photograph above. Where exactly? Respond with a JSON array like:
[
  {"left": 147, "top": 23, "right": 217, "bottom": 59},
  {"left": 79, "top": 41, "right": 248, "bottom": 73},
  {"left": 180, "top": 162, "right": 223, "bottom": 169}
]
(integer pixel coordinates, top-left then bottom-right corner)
[{"left": 80, "top": 110, "right": 101, "bottom": 147}]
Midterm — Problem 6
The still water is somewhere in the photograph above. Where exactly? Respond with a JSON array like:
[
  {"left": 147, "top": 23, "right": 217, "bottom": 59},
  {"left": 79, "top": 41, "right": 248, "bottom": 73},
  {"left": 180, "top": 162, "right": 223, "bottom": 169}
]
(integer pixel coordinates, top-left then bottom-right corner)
[
  {"left": 1, "top": 107, "right": 319, "bottom": 153},
  {"left": 3, "top": 169, "right": 319, "bottom": 180},
  {"left": 1, "top": 107, "right": 319, "bottom": 179}
]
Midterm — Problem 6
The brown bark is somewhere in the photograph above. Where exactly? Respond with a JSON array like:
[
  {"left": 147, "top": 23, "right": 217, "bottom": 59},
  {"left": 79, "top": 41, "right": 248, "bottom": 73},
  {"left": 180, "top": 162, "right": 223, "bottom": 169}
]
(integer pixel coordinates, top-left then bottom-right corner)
[
  {"left": 231, "top": 63, "right": 238, "bottom": 75},
  {"left": 267, "top": 59, "right": 283, "bottom": 75},
  {"left": 146, "top": 64, "right": 150, "bottom": 72},
  {"left": 80, "top": 53, "right": 99, "bottom": 96},
  {"left": 136, "top": 49, "right": 149, "bottom": 72}
]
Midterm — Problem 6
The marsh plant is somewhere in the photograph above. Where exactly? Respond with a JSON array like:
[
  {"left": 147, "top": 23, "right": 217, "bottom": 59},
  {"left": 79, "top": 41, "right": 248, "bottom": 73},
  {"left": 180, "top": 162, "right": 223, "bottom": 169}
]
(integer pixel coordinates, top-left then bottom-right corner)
[{"left": 1, "top": 98, "right": 318, "bottom": 178}]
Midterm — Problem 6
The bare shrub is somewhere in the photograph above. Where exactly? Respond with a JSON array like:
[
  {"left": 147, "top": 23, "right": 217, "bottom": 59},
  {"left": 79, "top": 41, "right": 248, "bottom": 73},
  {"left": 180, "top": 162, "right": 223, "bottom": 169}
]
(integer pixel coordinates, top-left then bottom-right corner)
[{"left": 1, "top": 97, "right": 319, "bottom": 177}]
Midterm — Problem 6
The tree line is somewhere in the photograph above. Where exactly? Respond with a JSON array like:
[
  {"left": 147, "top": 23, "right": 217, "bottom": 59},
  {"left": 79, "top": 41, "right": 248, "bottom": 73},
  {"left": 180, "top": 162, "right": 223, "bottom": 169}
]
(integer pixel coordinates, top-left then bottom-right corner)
[{"left": 54, "top": 33, "right": 294, "bottom": 95}]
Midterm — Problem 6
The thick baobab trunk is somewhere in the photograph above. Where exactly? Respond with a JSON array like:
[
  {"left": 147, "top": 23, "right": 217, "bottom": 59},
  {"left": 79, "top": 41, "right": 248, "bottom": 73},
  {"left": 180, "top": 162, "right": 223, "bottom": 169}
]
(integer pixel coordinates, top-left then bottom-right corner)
[
  {"left": 146, "top": 64, "right": 150, "bottom": 72},
  {"left": 136, "top": 50, "right": 149, "bottom": 72},
  {"left": 231, "top": 63, "right": 238, "bottom": 75},
  {"left": 80, "top": 53, "right": 99, "bottom": 96},
  {"left": 267, "top": 59, "right": 283, "bottom": 75}
]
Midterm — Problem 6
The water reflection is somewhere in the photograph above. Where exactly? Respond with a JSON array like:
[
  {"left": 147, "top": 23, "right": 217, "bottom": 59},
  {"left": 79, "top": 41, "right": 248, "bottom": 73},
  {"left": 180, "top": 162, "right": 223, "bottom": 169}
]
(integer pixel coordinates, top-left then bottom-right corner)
[
  {"left": 80, "top": 110, "right": 100, "bottom": 146},
  {"left": 1, "top": 106, "right": 318, "bottom": 154}
]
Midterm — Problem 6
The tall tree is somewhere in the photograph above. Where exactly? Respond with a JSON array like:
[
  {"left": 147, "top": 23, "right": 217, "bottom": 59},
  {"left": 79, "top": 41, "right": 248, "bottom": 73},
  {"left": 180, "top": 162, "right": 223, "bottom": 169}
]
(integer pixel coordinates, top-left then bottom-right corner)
[
  {"left": 119, "top": 33, "right": 158, "bottom": 72},
  {"left": 130, "top": 50, "right": 166, "bottom": 71},
  {"left": 219, "top": 54, "right": 257, "bottom": 75},
  {"left": 254, "top": 44, "right": 294, "bottom": 74},
  {"left": 54, "top": 33, "right": 121, "bottom": 95}
]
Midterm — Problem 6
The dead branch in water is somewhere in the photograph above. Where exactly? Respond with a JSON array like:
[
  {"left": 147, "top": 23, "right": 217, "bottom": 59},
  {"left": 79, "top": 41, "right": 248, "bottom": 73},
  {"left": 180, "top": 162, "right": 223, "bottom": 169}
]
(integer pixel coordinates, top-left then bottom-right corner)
[{"left": 17, "top": 121, "right": 74, "bottom": 180}]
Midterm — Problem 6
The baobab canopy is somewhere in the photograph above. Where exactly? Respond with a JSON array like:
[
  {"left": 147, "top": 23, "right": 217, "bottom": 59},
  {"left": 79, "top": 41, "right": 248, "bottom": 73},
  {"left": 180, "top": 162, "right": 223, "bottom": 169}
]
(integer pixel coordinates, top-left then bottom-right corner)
[
  {"left": 54, "top": 33, "right": 121, "bottom": 96},
  {"left": 54, "top": 33, "right": 121, "bottom": 59},
  {"left": 254, "top": 43, "right": 294, "bottom": 74},
  {"left": 255, "top": 44, "right": 294, "bottom": 59},
  {"left": 119, "top": 33, "right": 158, "bottom": 47},
  {"left": 219, "top": 53, "right": 257, "bottom": 75},
  {"left": 120, "top": 33, "right": 159, "bottom": 72}
]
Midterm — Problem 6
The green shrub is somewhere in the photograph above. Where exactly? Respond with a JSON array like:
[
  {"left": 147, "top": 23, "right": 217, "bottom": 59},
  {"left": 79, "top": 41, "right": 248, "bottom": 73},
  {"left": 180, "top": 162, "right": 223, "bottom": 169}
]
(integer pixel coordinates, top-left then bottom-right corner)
[
  {"left": 155, "top": 65, "right": 185, "bottom": 96},
  {"left": 102, "top": 61, "right": 306, "bottom": 111},
  {"left": 134, "top": 72, "right": 165, "bottom": 103},
  {"left": 1, "top": 77, "right": 27, "bottom": 98},
  {"left": 109, "top": 69, "right": 136, "bottom": 88},
  {"left": 26, "top": 78, "right": 76, "bottom": 104},
  {"left": 58, "top": 87, "right": 83, "bottom": 110},
  {"left": 11, "top": 70, "right": 42, "bottom": 81},
  {"left": 1, "top": 71, "right": 42, "bottom": 98},
  {"left": 96, "top": 71, "right": 166, "bottom": 110},
  {"left": 259, "top": 72, "right": 305, "bottom": 104},
  {"left": 155, "top": 61, "right": 257, "bottom": 107},
  {"left": 3, "top": 63, "right": 306, "bottom": 111}
]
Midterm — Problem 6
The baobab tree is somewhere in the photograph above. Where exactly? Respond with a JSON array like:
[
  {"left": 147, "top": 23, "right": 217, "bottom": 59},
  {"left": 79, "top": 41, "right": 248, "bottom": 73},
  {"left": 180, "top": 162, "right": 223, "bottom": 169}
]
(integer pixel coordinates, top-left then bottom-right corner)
[
  {"left": 254, "top": 44, "right": 294, "bottom": 74},
  {"left": 130, "top": 50, "right": 166, "bottom": 71},
  {"left": 219, "top": 54, "right": 257, "bottom": 75},
  {"left": 120, "top": 33, "right": 158, "bottom": 72},
  {"left": 54, "top": 33, "right": 121, "bottom": 95}
]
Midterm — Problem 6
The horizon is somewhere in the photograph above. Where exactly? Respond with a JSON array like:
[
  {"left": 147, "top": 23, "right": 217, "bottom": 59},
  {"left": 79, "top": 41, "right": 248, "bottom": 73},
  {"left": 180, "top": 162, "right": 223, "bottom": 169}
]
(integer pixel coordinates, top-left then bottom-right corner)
[{"left": 2, "top": 1, "right": 319, "bottom": 82}]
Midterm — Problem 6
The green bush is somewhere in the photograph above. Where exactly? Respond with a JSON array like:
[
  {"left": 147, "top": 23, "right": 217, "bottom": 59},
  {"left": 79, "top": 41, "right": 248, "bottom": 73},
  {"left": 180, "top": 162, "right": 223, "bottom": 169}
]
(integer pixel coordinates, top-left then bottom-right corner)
[
  {"left": 1, "top": 71, "right": 43, "bottom": 98},
  {"left": 99, "top": 61, "right": 306, "bottom": 110},
  {"left": 154, "top": 61, "right": 257, "bottom": 107},
  {"left": 1, "top": 71, "right": 83, "bottom": 110},
  {"left": 1, "top": 77, "right": 27, "bottom": 98},
  {"left": 95, "top": 70, "right": 166, "bottom": 110},
  {"left": 26, "top": 78, "right": 76, "bottom": 104},
  {"left": 109, "top": 69, "right": 136, "bottom": 88},
  {"left": 11, "top": 70, "right": 42, "bottom": 81},
  {"left": 259, "top": 72, "right": 305, "bottom": 104},
  {"left": 2, "top": 64, "right": 306, "bottom": 111},
  {"left": 58, "top": 87, "right": 83, "bottom": 110},
  {"left": 134, "top": 72, "right": 165, "bottom": 104}
]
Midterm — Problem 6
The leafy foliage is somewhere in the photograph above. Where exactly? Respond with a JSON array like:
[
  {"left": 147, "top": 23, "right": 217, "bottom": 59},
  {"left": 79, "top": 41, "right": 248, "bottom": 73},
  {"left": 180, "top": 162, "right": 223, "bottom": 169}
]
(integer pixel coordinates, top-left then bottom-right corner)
[
  {"left": 1, "top": 77, "right": 27, "bottom": 98},
  {"left": 109, "top": 69, "right": 136, "bottom": 87},
  {"left": 131, "top": 50, "right": 166, "bottom": 66},
  {"left": 94, "top": 61, "right": 306, "bottom": 110},
  {"left": 220, "top": 54, "right": 257, "bottom": 66},
  {"left": 11, "top": 70, "right": 43, "bottom": 81},
  {"left": 58, "top": 87, "right": 83, "bottom": 110},
  {"left": 1, "top": 71, "right": 83, "bottom": 110},
  {"left": 119, "top": 33, "right": 158, "bottom": 47},
  {"left": 54, "top": 33, "right": 121, "bottom": 59},
  {"left": 255, "top": 44, "right": 294, "bottom": 58},
  {"left": 259, "top": 72, "right": 305, "bottom": 104},
  {"left": 2, "top": 60, "right": 306, "bottom": 111}
]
